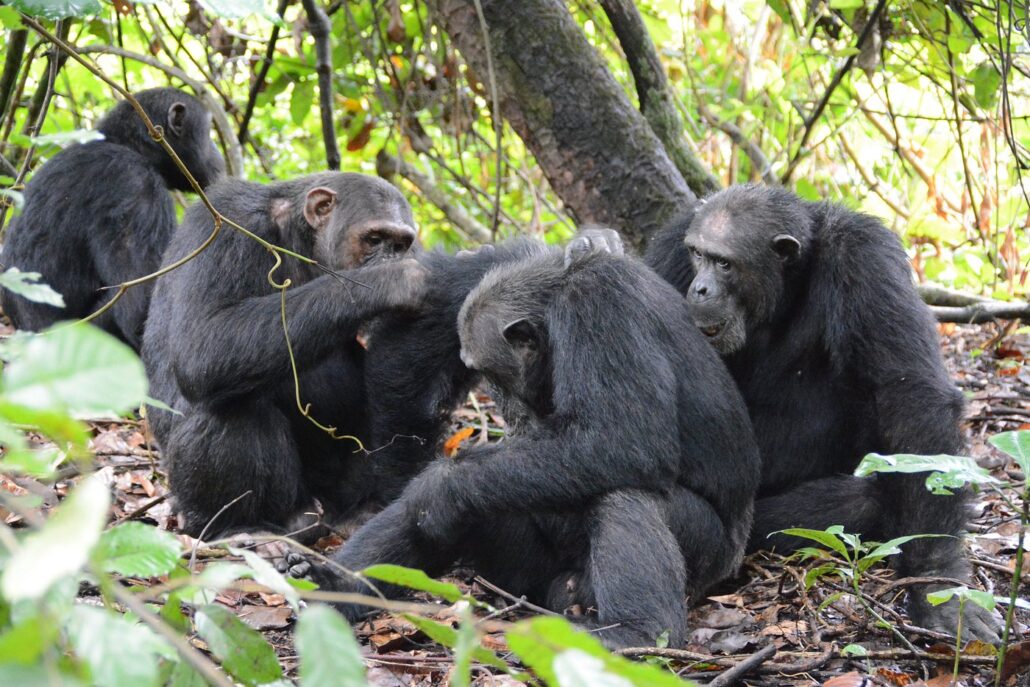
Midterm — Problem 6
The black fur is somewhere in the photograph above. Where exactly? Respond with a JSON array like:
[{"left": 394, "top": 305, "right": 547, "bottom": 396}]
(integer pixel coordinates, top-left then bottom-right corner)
[
  {"left": 142, "top": 172, "right": 426, "bottom": 538},
  {"left": 1, "top": 88, "right": 224, "bottom": 348},
  {"left": 646, "top": 184, "right": 1000, "bottom": 641},
  {"left": 321, "top": 248, "right": 761, "bottom": 649}
]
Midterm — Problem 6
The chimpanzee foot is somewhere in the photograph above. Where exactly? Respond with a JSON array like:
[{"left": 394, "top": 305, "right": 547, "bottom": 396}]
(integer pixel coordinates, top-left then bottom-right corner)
[{"left": 908, "top": 590, "right": 1004, "bottom": 643}]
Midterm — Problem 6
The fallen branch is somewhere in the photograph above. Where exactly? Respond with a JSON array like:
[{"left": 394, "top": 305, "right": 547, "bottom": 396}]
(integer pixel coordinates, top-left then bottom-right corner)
[
  {"left": 917, "top": 284, "right": 1030, "bottom": 323},
  {"left": 708, "top": 643, "right": 777, "bottom": 687}
]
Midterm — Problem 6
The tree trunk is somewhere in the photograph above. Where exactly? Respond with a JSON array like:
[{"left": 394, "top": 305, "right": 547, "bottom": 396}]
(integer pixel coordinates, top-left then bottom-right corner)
[{"left": 428, "top": 0, "right": 696, "bottom": 250}]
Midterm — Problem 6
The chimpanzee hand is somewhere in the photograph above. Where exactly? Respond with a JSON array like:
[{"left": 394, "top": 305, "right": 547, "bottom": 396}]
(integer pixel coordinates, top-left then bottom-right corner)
[
  {"left": 564, "top": 227, "right": 625, "bottom": 267},
  {"left": 908, "top": 586, "right": 1003, "bottom": 643},
  {"left": 404, "top": 459, "right": 467, "bottom": 543},
  {"left": 363, "top": 258, "right": 429, "bottom": 310}
]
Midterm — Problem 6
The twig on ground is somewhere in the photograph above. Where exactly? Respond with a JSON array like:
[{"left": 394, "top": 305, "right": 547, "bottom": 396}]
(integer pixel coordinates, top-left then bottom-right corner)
[
  {"left": 707, "top": 643, "right": 777, "bottom": 687},
  {"left": 473, "top": 576, "right": 559, "bottom": 617}
]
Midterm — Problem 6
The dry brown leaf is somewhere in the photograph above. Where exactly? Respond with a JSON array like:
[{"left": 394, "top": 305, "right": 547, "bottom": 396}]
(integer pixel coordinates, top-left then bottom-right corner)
[
  {"left": 876, "top": 667, "right": 915, "bottom": 685},
  {"left": 1001, "top": 639, "right": 1030, "bottom": 682},
  {"left": 822, "top": 671, "right": 873, "bottom": 687},
  {"left": 707, "top": 593, "right": 744, "bottom": 606},
  {"left": 238, "top": 604, "right": 292, "bottom": 631}
]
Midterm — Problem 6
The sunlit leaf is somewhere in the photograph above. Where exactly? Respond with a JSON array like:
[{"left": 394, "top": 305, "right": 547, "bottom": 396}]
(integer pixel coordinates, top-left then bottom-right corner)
[
  {"left": 7, "top": 0, "right": 101, "bottom": 20},
  {"left": 363, "top": 564, "right": 464, "bottom": 602},
  {"left": 296, "top": 605, "right": 368, "bottom": 687},
  {"left": 194, "top": 604, "right": 283, "bottom": 686},
  {"left": 989, "top": 431, "right": 1030, "bottom": 474},
  {"left": 854, "top": 453, "right": 998, "bottom": 494},
  {"left": 66, "top": 605, "right": 173, "bottom": 687},
  {"left": 0, "top": 268, "right": 64, "bottom": 308},
  {"left": 95, "top": 522, "right": 183, "bottom": 577}
]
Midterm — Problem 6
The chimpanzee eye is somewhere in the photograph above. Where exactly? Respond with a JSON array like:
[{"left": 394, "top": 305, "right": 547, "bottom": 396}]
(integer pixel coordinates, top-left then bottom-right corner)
[
  {"left": 366, "top": 234, "right": 383, "bottom": 246},
  {"left": 716, "top": 258, "right": 731, "bottom": 271},
  {"left": 691, "top": 247, "right": 703, "bottom": 259}
]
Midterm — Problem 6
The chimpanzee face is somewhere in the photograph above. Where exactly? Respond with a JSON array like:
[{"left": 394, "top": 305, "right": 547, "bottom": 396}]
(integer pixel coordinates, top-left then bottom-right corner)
[
  {"left": 303, "top": 174, "right": 418, "bottom": 270},
  {"left": 683, "top": 190, "right": 805, "bottom": 355}
]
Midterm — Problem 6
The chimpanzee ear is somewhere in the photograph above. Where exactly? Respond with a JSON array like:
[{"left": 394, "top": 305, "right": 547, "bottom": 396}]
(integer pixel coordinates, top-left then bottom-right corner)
[
  {"left": 502, "top": 318, "right": 537, "bottom": 351},
  {"left": 303, "top": 187, "right": 338, "bottom": 230},
  {"left": 167, "top": 102, "right": 188, "bottom": 138},
  {"left": 771, "top": 233, "right": 802, "bottom": 262}
]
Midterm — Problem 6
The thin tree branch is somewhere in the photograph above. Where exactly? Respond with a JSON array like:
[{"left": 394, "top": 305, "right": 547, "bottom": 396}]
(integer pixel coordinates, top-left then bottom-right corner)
[
  {"left": 708, "top": 643, "right": 777, "bottom": 687},
  {"left": 0, "top": 29, "right": 27, "bottom": 121},
  {"left": 240, "top": 0, "right": 290, "bottom": 145},
  {"left": 301, "top": 0, "right": 340, "bottom": 169},
  {"left": 598, "top": 0, "right": 719, "bottom": 195},
  {"left": 697, "top": 100, "right": 776, "bottom": 186},
  {"left": 376, "top": 149, "right": 492, "bottom": 243},
  {"left": 781, "top": 0, "right": 888, "bottom": 182}
]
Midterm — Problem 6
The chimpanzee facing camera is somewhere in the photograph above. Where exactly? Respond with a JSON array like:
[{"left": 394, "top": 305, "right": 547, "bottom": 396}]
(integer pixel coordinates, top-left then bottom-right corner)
[
  {"left": 1, "top": 87, "right": 225, "bottom": 349},
  {"left": 646, "top": 184, "right": 1002, "bottom": 642},
  {"left": 318, "top": 247, "right": 761, "bottom": 649}
]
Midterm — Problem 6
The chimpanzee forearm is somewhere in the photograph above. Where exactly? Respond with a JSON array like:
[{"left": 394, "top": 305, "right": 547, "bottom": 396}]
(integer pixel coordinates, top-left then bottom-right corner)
[{"left": 174, "top": 263, "right": 421, "bottom": 404}]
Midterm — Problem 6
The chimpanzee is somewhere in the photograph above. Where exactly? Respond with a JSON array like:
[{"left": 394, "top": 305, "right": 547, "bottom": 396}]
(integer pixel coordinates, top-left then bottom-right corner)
[
  {"left": 645, "top": 184, "right": 1001, "bottom": 641},
  {"left": 317, "top": 247, "right": 761, "bottom": 649},
  {"left": 142, "top": 172, "right": 426, "bottom": 538},
  {"left": 1, "top": 87, "right": 225, "bottom": 349}
]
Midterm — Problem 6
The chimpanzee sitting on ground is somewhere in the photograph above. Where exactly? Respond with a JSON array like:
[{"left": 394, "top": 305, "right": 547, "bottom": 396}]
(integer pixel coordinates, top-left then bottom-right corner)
[
  {"left": 645, "top": 184, "right": 1000, "bottom": 641},
  {"left": 317, "top": 247, "right": 761, "bottom": 649},
  {"left": 2, "top": 87, "right": 225, "bottom": 349},
  {"left": 142, "top": 173, "right": 426, "bottom": 538}
]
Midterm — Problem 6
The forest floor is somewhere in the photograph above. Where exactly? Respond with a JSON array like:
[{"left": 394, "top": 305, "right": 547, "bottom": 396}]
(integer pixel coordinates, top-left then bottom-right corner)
[{"left": 2, "top": 322, "right": 1028, "bottom": 686}]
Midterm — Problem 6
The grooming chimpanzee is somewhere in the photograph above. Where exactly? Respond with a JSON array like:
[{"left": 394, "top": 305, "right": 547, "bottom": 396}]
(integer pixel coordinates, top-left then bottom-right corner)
[
  {"left": 142, "top": 172, "right": 426, "bottom": 538},
  {"left": 1, "top": 88, "right": 225, "bottom": 349},
  {"left": 646, "top": 184, "right": 1000, "bottom": 641},
  {"left": 318, "top": 247, "right": 761, "bottom": 649}
]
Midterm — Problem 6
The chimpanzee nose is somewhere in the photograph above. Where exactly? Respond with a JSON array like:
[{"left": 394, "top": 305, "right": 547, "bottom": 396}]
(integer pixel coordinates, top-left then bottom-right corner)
[
  {"left": 690, "top": 280, "right": 710, "bottom": 302},
  {"left": 365, "top": 223, "right": 416, "bottom": 254}
]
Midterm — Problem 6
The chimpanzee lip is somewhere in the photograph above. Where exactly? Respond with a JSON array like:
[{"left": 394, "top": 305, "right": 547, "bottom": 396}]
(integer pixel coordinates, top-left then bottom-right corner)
[{"left": 699, "top": 322, "right": 725, "bottom": 337}]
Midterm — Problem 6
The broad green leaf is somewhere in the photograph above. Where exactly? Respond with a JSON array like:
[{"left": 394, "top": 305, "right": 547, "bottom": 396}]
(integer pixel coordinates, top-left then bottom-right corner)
[
  {"left": 403, "top": 614, "right": 508, "bottom": 671},
  {"left": 0, "top": 616, "right": 57, "bottom": 664},
  {"left": 290, "top": 80, "right": 315, "bottom": 126},
  {"left": 194, "top": 604, "right": 283, "bottom": 686},
  {"left": 2, "top": 323, "right": 147, "bottom": 417},
  {"left": 926, "top": 586, "right": 996, "bottom": 612},
  {"left": 0, "top": 268, "right": 64, "bottom": 307},
  {"left": 452, "top": 606, "right": 477, "bottom": 687},
  {"left": 7, "top": 0, "right": 101, "bottom": 19},
  {"left": 0, "top": 400, "right": 89, "bottom": 453},
  {"left": 296, "top": 605, "right": 368, "bottom": 687},
  {"left": 1, "top": 474, "right": 109, "bottom": 600},
  {"left": 229, "top": 546, "right": 300, "bottom": 610},
  {"left": 363, "top": 564, "right": 464, "bottom": 602},
  {"left": 776, "top": 527, "right": 850, "bottom": 560},
  {"left": 554, "top": 649, "right": 634, "bottom": 687},
  {"left": 506, "top": 616, "right": 687, "bottom": 687},
  {"left": 842, "top": 644, "right": 868, "bottom": 656},
  {"left": 855, "top": 453, "right": 997, "bottom": 494},
  {"left": 143, "top": 395, "right": 181, "bottom": 414},
  {"left": 66, "top": 605, "right": 172, "bottom": 687},
  {"left": 803, "top": 563, "right": 839, "bottom": 589},
  {"left": 0, "top": 5, "right": 22, "bottom": 27},
  {"left": 990, "top": 431, "right": 1030, "bottom": 473},
  {"left": 829, "top": 0, "right": 863, "bottom": 7},
  {"left": 0, "top": 664, "right": 85, "bottom": 687},
  {"left": 971, "top": 63, "right": 1001, "bottom": 109},
  {"left": 95, "top": 522, "right": 183, "bottom": 577}
]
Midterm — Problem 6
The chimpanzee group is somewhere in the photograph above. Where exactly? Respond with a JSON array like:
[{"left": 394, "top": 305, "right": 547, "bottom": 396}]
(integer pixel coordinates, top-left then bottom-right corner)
[{"left": 0, "top": 88, "right": 1000, "bottom": 647}]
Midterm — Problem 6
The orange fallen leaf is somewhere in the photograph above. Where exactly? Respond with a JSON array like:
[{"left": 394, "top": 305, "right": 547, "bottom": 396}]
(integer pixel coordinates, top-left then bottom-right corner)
[
  {"left": 443, "top": 427, "right": 475, "bottom": 457},
  {"left": 822, "top": 671, "right": 872, "bottom": 687},
  {"left": 876, "top": 667, "right": 914, "bottom": 685}
]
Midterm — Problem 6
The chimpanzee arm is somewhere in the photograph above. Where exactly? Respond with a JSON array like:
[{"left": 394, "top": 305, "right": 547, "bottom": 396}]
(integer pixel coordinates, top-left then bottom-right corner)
[{"left": 167, "top": 223, "right": 423, "bottom": 405}]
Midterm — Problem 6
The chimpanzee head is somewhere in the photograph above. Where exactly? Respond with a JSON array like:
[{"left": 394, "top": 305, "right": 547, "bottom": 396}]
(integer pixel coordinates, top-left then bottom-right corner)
[
  {"left": 457, "top": 250, "right": 560, "bottom": 418},
  {"left": 274, "top": 173, "right": 419, "bottom": 270},
  {"left": 99, "top": 87, "right": 225, "bottom": 191},
  {"left": 684, "top": 185, "right": 812, "bottom": 354}
]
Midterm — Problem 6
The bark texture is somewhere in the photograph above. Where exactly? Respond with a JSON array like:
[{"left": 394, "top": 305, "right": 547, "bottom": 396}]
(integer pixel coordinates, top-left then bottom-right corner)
[{"left": 428, "top": 0, "right": 695, "bottom": 249}]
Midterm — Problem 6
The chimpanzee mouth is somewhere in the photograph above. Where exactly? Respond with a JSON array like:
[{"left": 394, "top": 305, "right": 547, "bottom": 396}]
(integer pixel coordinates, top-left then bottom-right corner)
[{"left": 699, "top": 322, "right": 725, "bottom": 338}]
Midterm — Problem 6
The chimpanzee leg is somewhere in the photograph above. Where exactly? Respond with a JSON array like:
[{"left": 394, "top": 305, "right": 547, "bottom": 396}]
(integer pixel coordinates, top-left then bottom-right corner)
[
  {"left": 164, "top": 399, "right": 309, "bottom": 538},
  {"left": 586, "top": 490, "right": 687, "bottom": 649},
  {"left": 666, "top": 486, "right": 750, "bottom": 596}
]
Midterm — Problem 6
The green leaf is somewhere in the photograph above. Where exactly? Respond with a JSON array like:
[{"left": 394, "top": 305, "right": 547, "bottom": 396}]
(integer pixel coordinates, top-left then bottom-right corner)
[
  {"left": 803, "top": 563, "right": 839, "bottom": 589},
  {"left": 829, "top": 0, "right": 864, "bottom": 8},
  {"left": 452, "top": 607, "right": 477, "bottom": 687},
  {"left": 290, "top": 80, "right": 315, "bottom": 126},
  {"left": 927, "top": 586, "right": 997, "bottom": 612},
  {"left": 506, "top": 616, "right": 687, "bottom": 687},
  {"left": 971, "top": 63, "right": 1001, "bottom": 109},
  {"left": 1, "top": 473, "right": 110, "bottom": 600},
  {"left": 194, "top": 604, "right": 282, "bottom": 686},
  {"left": 229, "top": 546, "right": 300, "bottom": 610},
  {"left": 0, "top": 269, "right": 62, "bottom": 308},
  {"left": 0, "top": 664, "right": 85, "bottom": 686},
  {"left": 66, "top": 605, "right": 172, "bottom": 687},
  {"left": 196, "top": 0, "right": 281, "bottom": 21},
  {"left": 0, "top": 400, "right": 89, "bottom": 453},
  {"left": 404, "top": 615, "right": 508, "bottom": 671},
  {"left": 794, "top": 178, "right": 821, "bottom": 201},
  {"left": 0, "top": 5, "right": 22, "bottom": 28},
  {"left": 854, "top": 453, "right": 998, "bottom": 494},
  {"left": 7, "top": 0, "right": 101, "bottom": 19},
  {"left": 363, "top": 564, "right": 464, "bottom": 602},
  {"left": 776, "top": 527, "right": 850, "bottom": 560},
  {"left": 989, "top": 431, "right": 1030, "bottom": 474},
  {"left": 95, "top": 522, "right": 183, "bottom": 577},
  {"left": 2, "top": 323, "right": 147, "bottom": 417},
  {"left": 842, "top": 644, "right": 868, "bottom": 656},
  {"left": 296, "top": 605, "right": 368, "bottom": 687},
  {"left": 143, "top": 395, "right": 181, "bottom": 414},
  {"left": 0, "top": 616, "right": 57, "bottom": 665}
]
